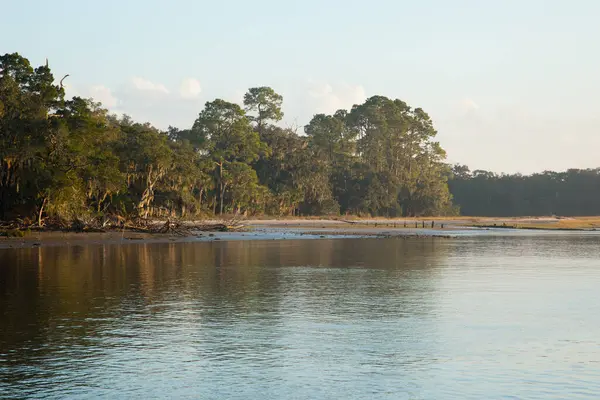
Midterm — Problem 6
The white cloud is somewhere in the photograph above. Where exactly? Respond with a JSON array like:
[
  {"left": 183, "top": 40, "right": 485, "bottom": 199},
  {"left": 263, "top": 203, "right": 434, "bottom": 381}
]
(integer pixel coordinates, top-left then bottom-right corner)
[
  {"left": 179, "top": 78, "right": 202, "bottom": 99},
  {"left": 89, "top": 85, "right": 119, "bottom": 108},
  {"left": 462, "top": 98, "right": 479, "bottom": 112},
  {"left": 131, "top": 76, "right": 169, "bottom": 94},
  {"left": 112, "top": 77, "right": 205, "bottom": 128},
  {"left": 308, "top": 83, "right": 333, "bottom": 98},
  {"left": 307, "top": 81, "right": 366, "bottom": 114}
]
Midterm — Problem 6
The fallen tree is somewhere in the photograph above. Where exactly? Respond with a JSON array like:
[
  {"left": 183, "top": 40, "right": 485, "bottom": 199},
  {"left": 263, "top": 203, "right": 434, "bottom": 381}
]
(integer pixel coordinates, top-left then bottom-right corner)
[{"left": 0, "top": 216, "right": 246, "bottom": 236}]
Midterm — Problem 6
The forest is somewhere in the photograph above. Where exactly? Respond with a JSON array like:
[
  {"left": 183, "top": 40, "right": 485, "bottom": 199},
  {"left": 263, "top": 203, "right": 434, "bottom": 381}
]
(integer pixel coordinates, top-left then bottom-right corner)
[
  {"left": 2, "top": 52, "right": 599, "bottom": 227},
  {"left": 0, "top": 52, "right": 455, "bottom": 227},
  {"left": 450, "top": 166, "right": 600, "bottom": 217}
]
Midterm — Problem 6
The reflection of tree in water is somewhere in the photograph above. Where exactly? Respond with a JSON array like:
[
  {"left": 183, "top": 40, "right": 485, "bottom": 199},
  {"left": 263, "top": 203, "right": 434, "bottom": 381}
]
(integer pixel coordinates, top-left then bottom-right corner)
[
  {"left": 0, "top": 239, "right": 451, "bottom": 394},
  {"left": 0, "top": 238, "right": 451, "bottom": 335}
]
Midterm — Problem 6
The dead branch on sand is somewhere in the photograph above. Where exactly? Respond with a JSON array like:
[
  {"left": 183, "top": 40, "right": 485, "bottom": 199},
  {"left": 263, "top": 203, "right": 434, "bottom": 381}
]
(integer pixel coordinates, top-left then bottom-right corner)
[{"left": 1, "top": 215, "right": 246, "bottom": 236}]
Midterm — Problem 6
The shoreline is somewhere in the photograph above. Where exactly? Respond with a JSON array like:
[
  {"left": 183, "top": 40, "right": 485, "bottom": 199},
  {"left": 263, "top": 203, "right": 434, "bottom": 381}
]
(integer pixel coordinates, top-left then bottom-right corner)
[
  {"left": 0, "top": 226, "right": 454, "bottom": 249},
  {"left": 2, "top": 216, "right": 600, "bottom": 249}
]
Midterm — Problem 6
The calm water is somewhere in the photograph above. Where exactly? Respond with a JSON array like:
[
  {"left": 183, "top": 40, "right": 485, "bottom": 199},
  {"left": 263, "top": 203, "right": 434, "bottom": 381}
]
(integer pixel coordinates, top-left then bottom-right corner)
[{"left": 1, "top": 235, "right": 600, "bottom": 399}]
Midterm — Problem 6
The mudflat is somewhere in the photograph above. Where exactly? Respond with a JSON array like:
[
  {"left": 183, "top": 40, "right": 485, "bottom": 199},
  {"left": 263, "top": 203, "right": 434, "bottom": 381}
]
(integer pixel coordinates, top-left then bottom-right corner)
[{"left": 2, "top": 216, "right": 599, "bottom": 249}]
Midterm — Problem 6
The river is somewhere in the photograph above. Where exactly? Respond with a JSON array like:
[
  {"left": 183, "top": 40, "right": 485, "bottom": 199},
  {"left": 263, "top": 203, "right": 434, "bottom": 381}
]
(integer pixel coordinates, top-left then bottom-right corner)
[{"left": 1, "top": 234, "right": 599, "bottom": 399}]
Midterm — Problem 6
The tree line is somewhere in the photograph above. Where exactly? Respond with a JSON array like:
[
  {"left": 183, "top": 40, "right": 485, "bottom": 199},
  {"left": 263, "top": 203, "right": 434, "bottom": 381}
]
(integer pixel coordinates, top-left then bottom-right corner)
[
  {"left": 449, "top": 165, "right": 600, "bottom": 216},
  {"left": 6, "top": 52, "right": 596, "bottom": 224},
  {"left": 0, "top": 53, "right": 455, "bottom": 226}
]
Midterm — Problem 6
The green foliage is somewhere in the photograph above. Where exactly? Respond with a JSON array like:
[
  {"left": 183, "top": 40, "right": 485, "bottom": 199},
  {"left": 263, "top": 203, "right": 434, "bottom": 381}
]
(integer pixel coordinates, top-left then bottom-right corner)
[
  {"left": 0, "top": 53, "right": 458, "bottom": 224},
  {"left": 302, "top": 96, "right": 455, "bottom": 216},
  {"left": 243, "top": 87, "right": 284, "bottom": 133},
  {"left": 192, "top": 99, "right": 269, "bottom": 214},
  {"left": 449, "top": 166, "right": 600, "bottom": 216}
]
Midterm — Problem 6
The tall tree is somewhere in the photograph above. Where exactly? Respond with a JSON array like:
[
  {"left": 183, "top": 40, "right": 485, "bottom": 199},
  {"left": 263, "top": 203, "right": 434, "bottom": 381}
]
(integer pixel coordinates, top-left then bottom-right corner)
[
  {"left": 192, "top": 99, "right": 268, "bottom": 214},
  {"left": 243, "top": 87, "right": 283, "bottom": 134},
  {"left": 252, "top": 125, "right": 305, "bottom": 215},
  {"left": 0, "top": 52, "right": 474, "bottom": 223},
  {"left": 344, "top": 96, "right": 453, "bottom": 216},
  {"left": 0, "top": 53, "right": 65, "bottom": 220},
  {"left": 118, "top": 119, "right": 173, "bottom": 218}
]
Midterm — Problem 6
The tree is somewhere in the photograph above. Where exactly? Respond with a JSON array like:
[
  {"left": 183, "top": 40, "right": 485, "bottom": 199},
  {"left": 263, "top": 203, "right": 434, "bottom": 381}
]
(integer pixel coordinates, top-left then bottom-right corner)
[
  {"left": 305, "top": 111, "right": 355, "bottom": 164},
  {"left": 243, "top": 87, "right": 283, "bottom": 134},
  {"left": 1, "top": 52, "right": 479, "bottom": 224},
  {"left": 449, "top": 167, "right": 600, "bottom": 216},
  {"left": 342, "top": 96, "right": 453, "bottom": 216},
  {"left": 118, "top": 119, "right": 173, "bottom": 218},
  {"left": 46, "top": 98, "right": 122, "bottom": 222},
  {"left": 252, "top": 125, "right": 305, "bottom": 215},
  {"left": 0, "top": 53, "right": 65, "bottom": 221},
  {"left": 192, "top": 99, "right": 268, "bottom": 214}
]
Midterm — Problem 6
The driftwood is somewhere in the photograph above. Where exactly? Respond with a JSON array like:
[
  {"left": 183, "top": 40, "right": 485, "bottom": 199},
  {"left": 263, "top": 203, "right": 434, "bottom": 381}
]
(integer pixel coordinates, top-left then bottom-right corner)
[
  {"left": 1, "top": 215, "right": 246, "bottom": 236},
  {"left": 153, "top": 219, "right": 192, "bottom": 236},
  {"left": 149, "top": 217, "right": 245, "bottom": 235},
  {"left": 194, "top": 215, "right": 246, "bottom": 232},
  {"left": 193, "top": 223, "right": 245, "bottom": 232}
]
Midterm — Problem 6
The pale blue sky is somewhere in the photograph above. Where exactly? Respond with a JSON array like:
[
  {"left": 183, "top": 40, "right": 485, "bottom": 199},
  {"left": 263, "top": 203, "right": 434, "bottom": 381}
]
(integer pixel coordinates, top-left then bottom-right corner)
[{"left": 2, "top": 0, "right": 599, "bottom": 173}]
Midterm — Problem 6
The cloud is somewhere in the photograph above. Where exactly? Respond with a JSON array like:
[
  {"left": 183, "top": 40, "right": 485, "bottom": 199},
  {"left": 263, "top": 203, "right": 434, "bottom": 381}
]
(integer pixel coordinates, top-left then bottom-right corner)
[
  {"left": 307, "top": 81, "right": 366, "bottom": 114},
  {"left": 462, "top": 98, "right": 479, "bottom": 112},
  {"left": 179, "top": 78, "right": 202, "bottom": 99},
  {"left": 131, "top": 77, "right": 169, "bottom": 94},
  {"left": 89, "top": 85, "right": 119, "bottom": 108},
  {"left": 308, "top": 83, "right": 333, "bottom": 98},
  {"left": 112, "top": 77, "right": 206, "bottom": 128}
]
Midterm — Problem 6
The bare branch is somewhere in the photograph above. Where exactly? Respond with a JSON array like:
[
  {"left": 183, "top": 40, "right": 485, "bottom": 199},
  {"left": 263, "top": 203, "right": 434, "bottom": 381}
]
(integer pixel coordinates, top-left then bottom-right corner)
[{"left": 59, "top": 74, "right": 70, "bottom": 88}]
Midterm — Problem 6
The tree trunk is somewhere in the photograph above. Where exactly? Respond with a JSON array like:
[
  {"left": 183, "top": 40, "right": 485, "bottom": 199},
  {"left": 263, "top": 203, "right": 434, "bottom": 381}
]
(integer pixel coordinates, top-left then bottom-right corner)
[
  {"left": 38, "top": 197, "right": 47, "bottom": 227},
  {"left": 218, "top": 161, "right": 225, "bottom": 215},
  {"left": 98, "top": 192, "right": 109, "bottom": 213},
  {"left": 219, "top": 183, "right": 224, "bottom": 214},
  {"left": 0, "top": 163, "right": 11, "bottom": 220},
  {"left": 220, "top": 183, "right": 227, "bottom": 215}
]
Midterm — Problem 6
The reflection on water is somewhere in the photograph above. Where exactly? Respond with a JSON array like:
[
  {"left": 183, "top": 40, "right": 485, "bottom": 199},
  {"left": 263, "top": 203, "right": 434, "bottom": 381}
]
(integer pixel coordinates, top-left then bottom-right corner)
[{"left": 1, "top": 236, "right": 600, "bottom": 399}]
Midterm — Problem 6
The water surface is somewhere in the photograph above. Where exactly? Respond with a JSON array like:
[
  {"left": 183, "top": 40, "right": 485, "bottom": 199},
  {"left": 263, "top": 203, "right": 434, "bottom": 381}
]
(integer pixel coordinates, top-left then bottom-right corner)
[{"left": 1, "top": 235, "right": 599, "bottom": 399}]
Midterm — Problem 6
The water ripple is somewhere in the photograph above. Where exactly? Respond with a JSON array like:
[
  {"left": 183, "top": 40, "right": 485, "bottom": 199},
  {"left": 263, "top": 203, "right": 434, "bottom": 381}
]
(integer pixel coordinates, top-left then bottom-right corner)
[{"left": 1, "top": 236, "right": 600, "bottom": 399}]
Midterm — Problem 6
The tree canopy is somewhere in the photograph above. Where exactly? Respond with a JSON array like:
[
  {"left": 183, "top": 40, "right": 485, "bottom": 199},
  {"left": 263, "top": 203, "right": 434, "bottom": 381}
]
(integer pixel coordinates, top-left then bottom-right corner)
[{"left": 16, "top": 52, "right": 583, "bottom": 226}]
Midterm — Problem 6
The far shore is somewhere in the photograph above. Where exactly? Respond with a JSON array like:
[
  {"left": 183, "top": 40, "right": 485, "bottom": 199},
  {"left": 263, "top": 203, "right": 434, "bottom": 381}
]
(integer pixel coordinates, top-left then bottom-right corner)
[
  {"left": 1, "top": 216, "right": 600, "bottom": 249},
  {"left": 191, "top": 216, "right": 600, "bottom": 231}
]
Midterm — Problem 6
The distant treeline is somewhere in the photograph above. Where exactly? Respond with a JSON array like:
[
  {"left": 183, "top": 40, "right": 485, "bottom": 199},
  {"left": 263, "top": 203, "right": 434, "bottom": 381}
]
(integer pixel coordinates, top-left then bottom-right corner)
[
  {"left": 449, "top": 166, "right": 600, "bottom": 216},
  {"left": 0, "top": 53, "right": 455, "bottom": 225}
]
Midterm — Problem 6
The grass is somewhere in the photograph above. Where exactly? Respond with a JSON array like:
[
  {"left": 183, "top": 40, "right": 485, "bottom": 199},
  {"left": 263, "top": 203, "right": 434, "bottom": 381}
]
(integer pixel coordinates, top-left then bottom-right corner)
[
  {"left": 273, "top": 215, "right": 600, "bottom": 230},
  {"left": 469, "top": 217, "right": 600, "bottom": 230},
  {"left": 249, "top": 215, "right": 600, "bottom": 231}
]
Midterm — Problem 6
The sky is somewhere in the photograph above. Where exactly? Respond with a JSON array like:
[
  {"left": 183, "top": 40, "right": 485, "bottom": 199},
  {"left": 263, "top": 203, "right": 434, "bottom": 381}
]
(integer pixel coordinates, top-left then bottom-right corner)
[{"left": 2, "top": 0, "right": 600, "bottom": 173}]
